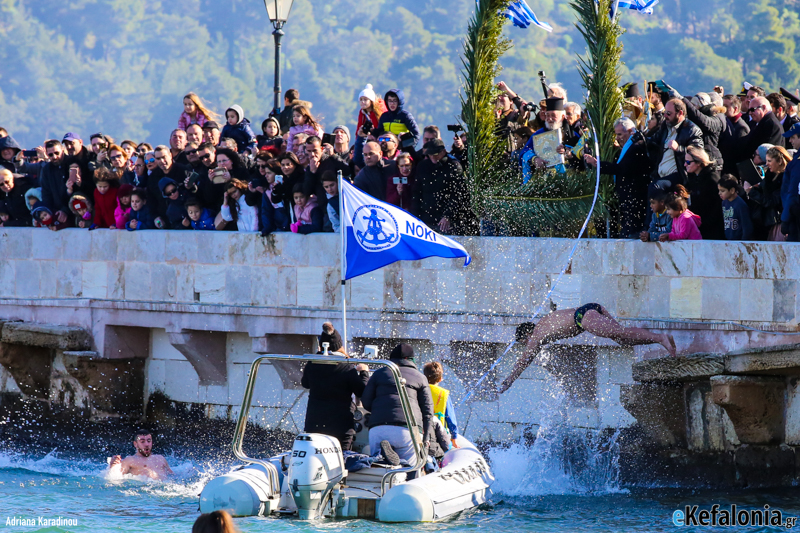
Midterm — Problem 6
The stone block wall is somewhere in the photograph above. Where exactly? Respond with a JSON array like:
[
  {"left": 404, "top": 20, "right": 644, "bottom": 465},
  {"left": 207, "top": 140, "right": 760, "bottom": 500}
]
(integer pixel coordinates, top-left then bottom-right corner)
[{"left": 2, "top": 229, "right": 800, "bottom": 441}]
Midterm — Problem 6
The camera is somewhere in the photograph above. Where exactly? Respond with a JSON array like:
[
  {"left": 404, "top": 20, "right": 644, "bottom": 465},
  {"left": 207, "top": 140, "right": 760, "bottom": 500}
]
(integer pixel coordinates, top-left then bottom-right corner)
[
  {"left": 447, "top": 124, "right": 463, "bottom": 133},
  {"left": 522, "top": 102, "right": 538, "bottom": 113},
  {"left": 399, "top": 132, "right": 415, "bottom": 149},
  {"left": 538, "top": 70, "right": 545, "bottom": 77},
  {"left": 185, "top": 170, "right": 200, "bottom": 190},
  {"left": 211, "top": 167, "right": 227, "bottom": 184},
  {"left": 97, "top": 142, "right": 108, "bottom": 150},
  {"left": 22, "top": 149, "right": 38, "bottom": 158},
  {"left": 361, "top": 122, "right": 373, "bottom": 135},
  {"left": 392, "top": 176, "right": 408, "bottom": 185}
]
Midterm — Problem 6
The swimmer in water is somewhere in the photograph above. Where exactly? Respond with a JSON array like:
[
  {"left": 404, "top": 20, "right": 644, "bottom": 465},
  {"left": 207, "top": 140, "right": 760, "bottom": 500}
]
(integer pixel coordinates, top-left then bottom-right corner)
[
  {"left": 109, "top": 429, "right": 174, "bottom": 479},
  {"left": 499, "top": 303, "right": 677, "bottom": 393}
]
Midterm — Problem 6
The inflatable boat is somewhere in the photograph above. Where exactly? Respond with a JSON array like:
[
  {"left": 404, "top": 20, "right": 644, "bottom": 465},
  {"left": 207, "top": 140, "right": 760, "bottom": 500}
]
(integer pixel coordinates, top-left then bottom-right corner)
[{"left": 199, "top": 353, "right": 494, "bottom": 522}]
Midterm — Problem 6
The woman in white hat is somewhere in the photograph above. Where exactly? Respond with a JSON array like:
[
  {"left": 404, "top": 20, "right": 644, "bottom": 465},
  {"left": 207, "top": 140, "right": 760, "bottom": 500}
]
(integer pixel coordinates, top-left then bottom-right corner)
[{"left": 356, "top": 84, "right": 387, "bottom": 139}]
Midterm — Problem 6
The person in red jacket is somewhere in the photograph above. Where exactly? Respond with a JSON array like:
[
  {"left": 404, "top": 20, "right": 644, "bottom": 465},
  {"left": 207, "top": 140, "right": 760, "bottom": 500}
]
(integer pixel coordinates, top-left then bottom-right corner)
[{"left": 92, "top": 167, "right": 120, "bottom": 228}]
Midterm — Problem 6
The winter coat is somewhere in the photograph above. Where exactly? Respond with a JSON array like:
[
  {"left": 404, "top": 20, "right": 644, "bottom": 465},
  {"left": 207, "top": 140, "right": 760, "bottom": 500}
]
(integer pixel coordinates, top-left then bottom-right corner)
[
  {"left": 128, "top": 204, "right": 156, "bottom": 230},
  {"left": 93, "top": 186, "right": 119, "bottom": 228},
  {"left": 683, "top": 100, "right": 726, "bottom": 170},
  {"left": 747, "top": 169, "right": 782, "bottom": 230},
  {"left": 178, "top": 111, "right": 209, "bottom": 131},
  {"left": 1, "top": 178, "right": 37, "bottom": 227},
  {"left": 354, "top": 159, "right": 397, "bottom": 202},
  {"left": 356, "top": 101, "right": 387, "bottom": 136},
  {"left": 412, "top": 155, "right": 473, "bottom": 233},
  {"left": 377, "top": 89, "right": 420, "bottom": 147},
  {"left": 686, "top": 166, "right": 724, "bottom": 240},
  {"left": 719, "top": 115, "right": 750, "bottom": 175},
  {"left": 279, "top": 99, "right": 313, "bottom": 135},
  {"left": 0, "top": 136, "right": 22, "bottom": 172},
  {"left": 362, "top": 358, "right": 434, "bottom": 439},
  {"left": 302, "top": 153, "right": 351, "bottom": 203},
  {"left": 736, "top": 112, "right": 785, "bottom": 163},
  {"left": 385, "top": 171, "right": 415, "bottom": 211},
  {"left": 68, "top": 193, "right": 94, "bottom": 228},
  {"left": 781, "top": 153, "right": 800, "bottom": 226},
  {"left": 287, "top": 123, "right": 324, "bottom": 154},
  {"left": 114, "top": 198, "right": 132, "bottom": 229},
  {"left": 301, "top": 361, "right": 369, "bottom": 439},
  {"left": 221, "top": 192, "right": 259, "bottom": 232},
  {"left": 667, "top": 210, "right": 703, "bottom": 241},
  {"left": 190, "top": 208, "right": 216, "bottom": 230},
  {"left": 18, "top": 159, "right": 66, "bottom": 213},
  {"left": 647, "top": 119, "right": 704, "bottom": 185},
  {"left": 293, "top": 197, "right": 323, "bottom": 234},
  {"left": 648, "top": 209, "right": 673, "bottom": 242},
  {"left": 598, "top": 139, "right": 652, "bottom": 237},
  {"left": 221, "top": 105, "right": 258, "bottom": 154}
]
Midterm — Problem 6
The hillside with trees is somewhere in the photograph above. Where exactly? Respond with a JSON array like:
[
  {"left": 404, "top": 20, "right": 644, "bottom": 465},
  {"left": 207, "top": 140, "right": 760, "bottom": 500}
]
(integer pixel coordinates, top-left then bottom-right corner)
[{"left": 2, "top": 0, "right": 800, "bottom": 148}]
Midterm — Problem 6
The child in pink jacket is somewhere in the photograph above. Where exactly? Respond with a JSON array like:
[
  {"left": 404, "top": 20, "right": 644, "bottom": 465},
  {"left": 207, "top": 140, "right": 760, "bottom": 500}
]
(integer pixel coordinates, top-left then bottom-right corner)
[
  {"left": 286, "top": 105, "right": 324, "bottom": 154},
  {"left": 114, "top": 184, "right": 133, "bottom": 229},
  {"left": 659, "top": 185, "right": 702, "bottom": 241}
]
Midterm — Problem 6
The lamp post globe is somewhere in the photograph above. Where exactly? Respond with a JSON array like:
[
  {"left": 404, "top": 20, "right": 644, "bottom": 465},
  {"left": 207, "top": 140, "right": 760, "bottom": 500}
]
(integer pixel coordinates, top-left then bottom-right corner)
[{"left": 264, "top": 0, "right": 295, "bottom": 116}]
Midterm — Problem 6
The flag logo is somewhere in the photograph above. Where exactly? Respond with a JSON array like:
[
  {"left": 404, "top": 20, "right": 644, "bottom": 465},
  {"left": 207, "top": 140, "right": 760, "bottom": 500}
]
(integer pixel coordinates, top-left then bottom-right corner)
[{"left": 353, "top": 205, "right": 400, "bottom": 252}]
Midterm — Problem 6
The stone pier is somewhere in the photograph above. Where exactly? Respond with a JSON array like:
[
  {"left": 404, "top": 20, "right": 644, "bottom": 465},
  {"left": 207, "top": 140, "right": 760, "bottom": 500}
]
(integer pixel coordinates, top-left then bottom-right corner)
[{"left": 1, "top": 229, "right": 800, "bottom": 485}]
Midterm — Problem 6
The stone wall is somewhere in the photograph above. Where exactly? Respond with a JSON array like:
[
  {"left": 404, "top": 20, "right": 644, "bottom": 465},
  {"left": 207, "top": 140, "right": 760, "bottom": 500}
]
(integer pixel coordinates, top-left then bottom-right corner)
[{"left": 1, "top": 228, "right": 799, "bottom": 444}]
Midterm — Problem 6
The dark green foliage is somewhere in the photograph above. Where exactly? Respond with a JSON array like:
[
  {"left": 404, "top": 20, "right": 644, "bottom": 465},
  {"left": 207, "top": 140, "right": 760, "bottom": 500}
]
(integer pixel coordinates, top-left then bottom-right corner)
[{"left": 460, "top": 0, "right": 512, "bottom": 214}]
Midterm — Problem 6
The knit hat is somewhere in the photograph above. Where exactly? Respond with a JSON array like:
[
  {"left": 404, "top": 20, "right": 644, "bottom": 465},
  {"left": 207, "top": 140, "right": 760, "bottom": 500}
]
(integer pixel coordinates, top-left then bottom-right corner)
[
  {"left": 25, "top": 187, "right": 42, "bottom": 210},
  {"left": 359, "top": 84, "right": 377, "bottom": 103},
  {"left": 332, "top": 125, "right": 351, "bottom": 141},
  {"left": 319, "top": 330, "right": 343, "bottom": 352},
  {"left": 708, "top": 91, "right": 723, "bottom": 108},
  {"left": 390, "top": 343, "right": 414, "bottom": 360},
  {"left": 68, "top": 194, "right": 93, "bottom": 218},
  {"left": 757, "top": 143, "right": 774, "bottom": 161},
  {"left": 691, "top": 92, "right": 711, "bottom": 108},
  {"left": 118, "top": 183, "right": 134, "bottom": 198}
]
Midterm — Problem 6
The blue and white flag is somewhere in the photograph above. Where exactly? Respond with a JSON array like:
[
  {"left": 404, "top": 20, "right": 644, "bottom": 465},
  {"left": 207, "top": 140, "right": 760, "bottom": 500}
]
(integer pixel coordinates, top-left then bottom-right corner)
[
  {"left": 616, "top": 0, "right": 658, "bottom": 15},
  {"left": 341, "top": 181, "right": 471, "bottom": 280},
  {"left": 503, "top": 0, "right": 553, "bottom": 32}
]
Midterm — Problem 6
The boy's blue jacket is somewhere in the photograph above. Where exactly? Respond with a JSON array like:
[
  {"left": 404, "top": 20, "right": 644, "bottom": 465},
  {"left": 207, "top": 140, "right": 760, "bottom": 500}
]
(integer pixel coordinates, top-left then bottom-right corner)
[
  {"left": 191, "top": 208, "right": 216, "bottom": 230},
  {"left": 127, "top": 204, "right": 155, "bottom": 230}
]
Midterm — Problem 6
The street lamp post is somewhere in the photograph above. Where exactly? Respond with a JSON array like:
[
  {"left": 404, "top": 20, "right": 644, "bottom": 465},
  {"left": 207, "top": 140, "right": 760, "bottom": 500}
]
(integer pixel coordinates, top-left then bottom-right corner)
[{"left": 264, "top": 0, "right": 295, "bottom": 117}]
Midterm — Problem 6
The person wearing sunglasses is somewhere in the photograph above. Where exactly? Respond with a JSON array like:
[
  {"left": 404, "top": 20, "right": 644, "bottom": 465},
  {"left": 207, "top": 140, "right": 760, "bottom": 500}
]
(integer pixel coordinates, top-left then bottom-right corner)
[
  {"left": 377, "top": 132, "right": 400, "bottom": 161},
  {"left": 683, "top": 145, "right": 724, "bottom": 240},
  {"left": 646, "top": 98, "right": 704, "bottom": 192},
  {"left": 735, "top": 96, "right": 785, "bottom": 162}
]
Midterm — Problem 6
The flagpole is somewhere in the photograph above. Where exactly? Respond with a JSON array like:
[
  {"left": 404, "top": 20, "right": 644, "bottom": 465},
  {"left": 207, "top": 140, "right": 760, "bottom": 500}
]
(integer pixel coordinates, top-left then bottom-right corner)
[{"left": 338, "top": 170, "right": 347, "bottom": 353}]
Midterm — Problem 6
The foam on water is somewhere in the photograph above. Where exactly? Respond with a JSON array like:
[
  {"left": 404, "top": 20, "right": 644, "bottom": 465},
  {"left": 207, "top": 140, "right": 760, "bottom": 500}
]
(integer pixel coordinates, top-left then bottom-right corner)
[{"left": 488, "top": 370, "right": 627, "bottom": 497}]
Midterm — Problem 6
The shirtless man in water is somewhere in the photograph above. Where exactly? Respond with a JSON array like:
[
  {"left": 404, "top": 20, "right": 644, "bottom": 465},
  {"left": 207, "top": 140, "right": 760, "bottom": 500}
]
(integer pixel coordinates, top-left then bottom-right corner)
[
  {"left": 109, "top": 429, "right": 173, "bottom": 479},
  {"left": 499, "top": 303, "right": 676, "bottom": 393}
]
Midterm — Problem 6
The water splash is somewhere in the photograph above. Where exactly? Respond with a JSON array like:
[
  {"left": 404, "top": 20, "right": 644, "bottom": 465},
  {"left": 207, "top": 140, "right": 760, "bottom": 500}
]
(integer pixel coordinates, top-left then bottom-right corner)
[{"left": 489, "top": 372, "right": 626, "bottom": 496}]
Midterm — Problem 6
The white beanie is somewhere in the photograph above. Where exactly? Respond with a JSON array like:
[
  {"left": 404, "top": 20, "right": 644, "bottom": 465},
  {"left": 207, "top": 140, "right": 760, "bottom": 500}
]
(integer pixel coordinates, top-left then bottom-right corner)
[{"left": 359, "top": 84, "right": 377, "bottom": 103}]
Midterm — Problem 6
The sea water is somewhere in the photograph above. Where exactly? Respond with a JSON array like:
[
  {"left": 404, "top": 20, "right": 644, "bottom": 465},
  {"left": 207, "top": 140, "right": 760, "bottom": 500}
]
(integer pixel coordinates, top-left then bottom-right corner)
[{"left": 2, "top": 447, "right": 800, "bottom": 532}]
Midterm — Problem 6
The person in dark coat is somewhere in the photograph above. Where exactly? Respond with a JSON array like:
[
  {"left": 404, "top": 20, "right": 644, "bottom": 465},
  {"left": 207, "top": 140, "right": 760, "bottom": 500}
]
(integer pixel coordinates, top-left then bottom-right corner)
[
  {"left": 719, "top": 95, "right": 750, "bottom": 176},
  {"left": 221, "top": 105, "right": 257, "bottom": 154},
  {"left": 746, "top": 144, "right": 786, "bottom": 240},
  {"left": 646, "top": 98, "right": 704, "bottom": 189},
  {"left": 300, "top": 323, "right": 369, "bottom": 451},
  {"left": 736, "top": 97, "right": 785, "bottom": 162},
  {"left": 0, "top": 169, "right": 35, "bottom": 226},
  {"left": 412, "top": 139, "right": 477, "bottom": 236},
  {"left": 362, "top": 343, "right": 433, "bottom": 465},
  {"left": 0, "top": 136, "right": 22, "bottom": 173},
  {"left": 584, "top": 117, "right": 652, "bottom": 238},
  {"left": 682, "top": 93, "right": 726, "bottom": 171},
  {"left": 149, "top": 145, "right": 190, "bottom": 226},
  {"left": 780, "top": 123, "right": 800, "bottom": 241},
  {"left": 685, "top": 146, "right": 724, "bottom": 240},
  {"left": 377, "top": 89, "right": 420, "bottom": 149},
  {"left": 302, "top": 136, "right": 350, "bottom": 202},
  {"left": 354, "top": 141, "right": 397, "bottom": 201}
]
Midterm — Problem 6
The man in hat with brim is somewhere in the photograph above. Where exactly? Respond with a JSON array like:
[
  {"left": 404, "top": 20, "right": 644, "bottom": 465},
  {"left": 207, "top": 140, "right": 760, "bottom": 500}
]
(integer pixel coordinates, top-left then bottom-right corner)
[{"left": 520, "top": 97, "right": 579, "bottom": 171}]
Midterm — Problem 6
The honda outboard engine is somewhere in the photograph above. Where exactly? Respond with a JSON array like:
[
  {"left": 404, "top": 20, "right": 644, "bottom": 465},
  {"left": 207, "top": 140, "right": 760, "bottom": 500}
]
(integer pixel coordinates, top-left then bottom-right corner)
[{"left": 287, "top": 434, "right": 346, "bottom": 519}]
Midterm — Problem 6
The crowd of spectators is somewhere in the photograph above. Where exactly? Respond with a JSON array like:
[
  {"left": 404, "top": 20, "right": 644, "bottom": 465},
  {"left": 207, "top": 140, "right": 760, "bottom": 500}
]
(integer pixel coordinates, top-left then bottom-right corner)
[
  {"left": 0, "top": 87, "right": 471, "bottom": 236},
  {"left": 497, "top": 79, "right": 800, "bottom": 242},
  {"left": 4, "top": 80, "right": 800, "bottom": 243}
]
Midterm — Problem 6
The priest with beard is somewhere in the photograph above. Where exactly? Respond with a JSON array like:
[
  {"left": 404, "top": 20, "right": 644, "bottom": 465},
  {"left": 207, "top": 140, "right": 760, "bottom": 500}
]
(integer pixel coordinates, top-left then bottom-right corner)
[{"left": 518, "top": 98, "right": 581, "bottom": 182}]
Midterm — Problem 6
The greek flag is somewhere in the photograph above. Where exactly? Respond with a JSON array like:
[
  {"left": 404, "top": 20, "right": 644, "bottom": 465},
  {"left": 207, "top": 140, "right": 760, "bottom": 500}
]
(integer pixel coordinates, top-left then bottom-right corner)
[
  {"left": 341, "top": 181, "right": 471, "bottom": 280},
  {"left": 503, "top": 0, "right": 553, "bottom": 32},
  {"left": 616, "top": 0, "right": 658, "bottom": 14}
]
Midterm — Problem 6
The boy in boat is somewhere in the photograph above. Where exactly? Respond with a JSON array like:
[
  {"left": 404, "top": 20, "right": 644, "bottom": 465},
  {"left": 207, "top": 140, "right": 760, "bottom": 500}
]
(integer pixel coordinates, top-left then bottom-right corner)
[
  {"left": 109, "top": 429, "right": 174, "bottom": 479},
  {"left": 499, "top": 303, "right": 676, "bottom": 393},
  {"left": 423, "top": 362, "right": 459, "bottom": 452}
]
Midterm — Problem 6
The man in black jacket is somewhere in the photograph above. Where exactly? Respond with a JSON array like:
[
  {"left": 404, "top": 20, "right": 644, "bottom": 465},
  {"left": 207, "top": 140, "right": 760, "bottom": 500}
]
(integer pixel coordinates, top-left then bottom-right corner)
[
  {"left": 647, "top": 98, "right": 704, "bottom": 189},
  {"left": 354, "top": 141, "right": 396, "bottom": 201},
  {"left": 303, "top": 136, "right": 350, "bottom": 201},
  {"left": 720, "top": 95, "right": 750, "bottom": 176},
  {"left": 0, "top": 168, "right": 36, "bottom": 226},
  {"left": 149, "top": 145, "right": 190, "bottom": 226},
  {"left": 768, "top": 92, "right": 799, "bottom": 149},
  {"left": 301, "top": 323, "right": 369, "bottom": 451},
  {"left": 413, "top": 139, "right": 476, "bottom": 235},
  {"left": 736, "top": 97, "right": 784, "bottom": 160},
  {"left": 362, "top": 343, "right": 433, "bottom": 464},
  {"left": 585, "top": 117, "right": 652, "bottom": 238}
]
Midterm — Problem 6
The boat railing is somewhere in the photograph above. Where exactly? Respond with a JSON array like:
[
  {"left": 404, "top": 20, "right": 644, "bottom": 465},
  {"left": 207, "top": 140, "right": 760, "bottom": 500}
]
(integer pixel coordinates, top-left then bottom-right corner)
[{"left": 232, "top": 353, "right": 426, "bottom": 497}]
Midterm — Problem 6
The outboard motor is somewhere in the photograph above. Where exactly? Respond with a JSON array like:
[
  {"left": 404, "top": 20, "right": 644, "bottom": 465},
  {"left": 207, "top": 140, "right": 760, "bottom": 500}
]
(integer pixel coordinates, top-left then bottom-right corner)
[{"left": 287, "top": 434, "right": 346, "bottom": 519}]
